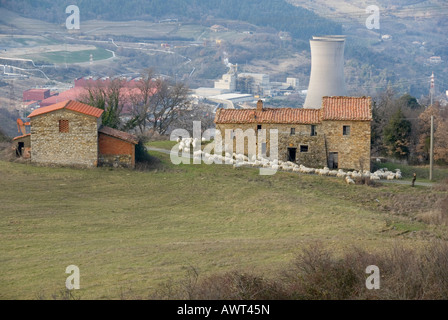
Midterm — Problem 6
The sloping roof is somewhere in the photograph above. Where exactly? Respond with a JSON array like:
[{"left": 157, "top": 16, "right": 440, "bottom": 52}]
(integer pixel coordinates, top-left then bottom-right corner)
[
  {"left": 214, "top": 108, "right": 321, "bottom": 124},
  {"left": 99, "top": 126, "right": 138, "bottom": 144},
  {"left": 28, "top": 100, "right": 104, "bottom": 118},
  {"left": 214, "top": 96, "right": 372, "bottom": 124},
  {"left": 321, "top": 96, "right": 372, "bottom": 121}
]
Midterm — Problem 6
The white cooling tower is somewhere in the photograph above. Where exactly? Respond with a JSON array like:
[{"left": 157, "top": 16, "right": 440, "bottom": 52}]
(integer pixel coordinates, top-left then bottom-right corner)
[{"left": 303, "top": 35, "right": 347, "bottom": 109}]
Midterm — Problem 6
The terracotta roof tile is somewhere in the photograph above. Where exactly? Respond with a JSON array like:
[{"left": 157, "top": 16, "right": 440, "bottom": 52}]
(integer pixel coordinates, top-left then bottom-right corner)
[
  {"left": 214, "top": 108, "right": 321, "bottom": 124},
  {"left": 321, "top": 96, "right": 372, "bottom": 121},
  {"left": 99, "top": 126, "right": 138, "bottom": 144},
  {"left": 28, "top": 100, "right": 104, "bottom": 118},
  {"left": 214, "top": 97, "right": 372, "bottom": 124}
]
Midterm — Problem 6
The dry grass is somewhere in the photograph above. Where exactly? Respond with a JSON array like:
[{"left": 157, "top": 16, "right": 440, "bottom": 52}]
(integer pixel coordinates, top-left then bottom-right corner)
[
  {"left": 416, "top": 178, "right": 448, "bottom": 226},
  {"left": 151, "top": 241, "right": 448, "bottom": 300},
  {"left": 1, "top": 151, "right": 447, "bottom": 299}
]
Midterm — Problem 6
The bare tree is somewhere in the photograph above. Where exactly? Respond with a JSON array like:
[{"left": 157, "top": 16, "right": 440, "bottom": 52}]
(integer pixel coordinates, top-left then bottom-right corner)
[
  {"left": 172, "top": 103, "right": 216, "bottom": 135},
  {"left": 79, "top": 78, "right": 128, "bottom": 129},
  {"left": 127, "top": 69, "right": 191, "bottom": 136},
  {"left": 150, "top": 80, "right": 191, "bottom": 135},
  {"left": 126, "top": 69, "right": 157, "bottom": 134}
]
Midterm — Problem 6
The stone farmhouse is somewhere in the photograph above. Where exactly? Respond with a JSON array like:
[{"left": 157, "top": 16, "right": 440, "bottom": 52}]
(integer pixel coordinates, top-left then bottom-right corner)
[
  {"left": 13, "top": 100, "right": 138, "bottom": 168},
  {"left": 214, "top": 96, "right": 372, "bottom": 171}
]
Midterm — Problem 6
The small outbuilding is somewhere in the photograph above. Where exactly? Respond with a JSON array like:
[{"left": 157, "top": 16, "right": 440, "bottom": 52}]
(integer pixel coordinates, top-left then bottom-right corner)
[
  {"left": 15, "top": 100, "right": 138, "bottom": 169},
  {"left": 98, "top": 126, "right": 138, "bottom": 168}
]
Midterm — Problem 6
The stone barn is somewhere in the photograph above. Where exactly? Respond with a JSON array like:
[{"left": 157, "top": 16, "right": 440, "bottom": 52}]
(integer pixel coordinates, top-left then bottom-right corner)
[
  {"left": 21, "top": 100, "right": 137, "bottom": 168},
  {"left": 214, "top": 96, "right": 372, "bottom": 171}
]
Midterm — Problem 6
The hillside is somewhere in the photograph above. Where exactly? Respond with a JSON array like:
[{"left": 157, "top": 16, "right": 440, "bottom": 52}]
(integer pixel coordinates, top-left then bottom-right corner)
[
  {"left": 1, "top": 151, "right": 447, "bottom": 299},
  {"left": 1, "top": 0, "right": 341, "bottom": 41},
  {"left": 1, "top": 0, "right": 447, "bottom": 102},
  {"left": 0, "top": 127, "right": 10, "bottom": 142}
]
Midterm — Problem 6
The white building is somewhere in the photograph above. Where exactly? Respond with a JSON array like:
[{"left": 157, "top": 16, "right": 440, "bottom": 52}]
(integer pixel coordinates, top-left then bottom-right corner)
[
  {"left": 214, "top": 73, "right": 236, "bottom": 91},
  {"left": 238, "top": 73, "right": 271, "bottom": 96}
]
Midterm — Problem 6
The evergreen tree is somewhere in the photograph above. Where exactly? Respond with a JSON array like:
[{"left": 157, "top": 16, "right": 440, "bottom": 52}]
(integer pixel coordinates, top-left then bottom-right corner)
[{"left": 383, "top": 108, "right": 412, "bottom": 159}]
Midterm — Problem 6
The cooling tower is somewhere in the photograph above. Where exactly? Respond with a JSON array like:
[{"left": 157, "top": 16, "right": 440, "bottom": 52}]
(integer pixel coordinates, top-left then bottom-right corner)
[{"left": 303, "top": 36, "right": 347, "bottom": 109}]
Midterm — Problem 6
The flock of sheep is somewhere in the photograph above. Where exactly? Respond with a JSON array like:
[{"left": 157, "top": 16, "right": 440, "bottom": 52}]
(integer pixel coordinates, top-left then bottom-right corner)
[{"left": 176, "top": 138, "right": 402, "bottom": 184}]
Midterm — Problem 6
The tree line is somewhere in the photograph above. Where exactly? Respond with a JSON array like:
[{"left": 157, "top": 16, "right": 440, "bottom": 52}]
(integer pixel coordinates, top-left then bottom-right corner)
[{"left": 371, "top": 90, "right": 448, "bottom": 164}]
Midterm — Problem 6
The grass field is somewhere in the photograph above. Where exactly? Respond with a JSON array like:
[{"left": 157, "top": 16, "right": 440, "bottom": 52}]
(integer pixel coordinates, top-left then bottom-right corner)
[
  {"left": 0, "top": 151, "right": 447, "bottom": 299},
  {"left": 20, "top": 48, "right": 113, "bottom": 64}
]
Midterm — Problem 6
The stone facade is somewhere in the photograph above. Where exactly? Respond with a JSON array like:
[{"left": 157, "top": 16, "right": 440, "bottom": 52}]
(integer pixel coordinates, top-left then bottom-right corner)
[
  {"left": 322, "top": 120, "right": 371, "bottom": 171},
  {"left": 216, "top": 123, "right": 328, "bottom": 168},
  {"left": 30, "top": 109, "right": 101, "bottom": 167}
]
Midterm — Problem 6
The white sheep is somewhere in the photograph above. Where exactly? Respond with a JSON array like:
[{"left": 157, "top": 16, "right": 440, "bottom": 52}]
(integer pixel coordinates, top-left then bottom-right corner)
[
  {"left": 345, "top": 176, "right": 355, "bottom": 185},
  {"left": 336, "top": 171, "right": 346, "bottom": 178}
]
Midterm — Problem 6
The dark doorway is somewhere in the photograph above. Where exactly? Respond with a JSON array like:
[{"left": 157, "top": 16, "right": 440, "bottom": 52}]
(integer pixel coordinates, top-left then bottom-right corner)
[
  {"left": 16, "top": 142, "right": 24, "bottom": 157},
  {"left": 287, "top": 147, "right": 297, "bottom": 162},
  {"left": 329, "top": 152, "right": 338, "bottom": 169}
]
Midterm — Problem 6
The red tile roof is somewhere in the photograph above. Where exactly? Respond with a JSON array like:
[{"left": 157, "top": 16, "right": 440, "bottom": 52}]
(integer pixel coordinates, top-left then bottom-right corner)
[
  {"left": 215, "top": 108, "right": 321, "bottom": 124},
  {"left": 214, "top": 96, "right": 372, "bottom": 124},
  {"left": 28, "top": 100, "right": 104, "bottom": 118},
  {"left": 321, "top": 96, "right": 372, "bottom": 121},
  {"left": 99, "top": 126, "right": 138, "bottom": 144}
]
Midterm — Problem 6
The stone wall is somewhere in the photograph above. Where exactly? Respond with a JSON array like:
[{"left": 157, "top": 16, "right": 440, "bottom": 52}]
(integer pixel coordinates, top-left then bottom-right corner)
[
  {"left": 322, "top": 120, "right": 371, "bottom": 171},
  {"left": 30, "top": 109, "right": 100, "bottom": 167},
  {"left": 215, "top": 123, "right": 326, "bottom": 166},
  {"left": 278, "top": 132, "right": 327, "bottom": 167},
  {"left": 216, "top": 120, "right": 371, "bottom": 171}
]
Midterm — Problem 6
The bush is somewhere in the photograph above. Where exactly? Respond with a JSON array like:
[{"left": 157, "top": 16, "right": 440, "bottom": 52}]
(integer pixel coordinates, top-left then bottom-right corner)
[
  {"left": 151, "top": 242, "right": 448, "bottom": 300},
  {"left": 135, "top": 139, "right": 151, "bottom": 163}
]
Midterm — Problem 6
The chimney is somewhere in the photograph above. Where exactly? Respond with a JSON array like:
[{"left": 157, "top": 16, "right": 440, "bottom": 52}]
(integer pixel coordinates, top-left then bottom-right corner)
[{"left": 257, "top": 99, "right": 263, "bottom": 111}]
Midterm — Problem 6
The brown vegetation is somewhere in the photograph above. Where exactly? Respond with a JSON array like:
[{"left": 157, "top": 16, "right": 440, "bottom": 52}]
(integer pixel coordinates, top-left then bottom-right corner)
[{"left": 150, "top": 242, "right": 448, "bottom": 300}]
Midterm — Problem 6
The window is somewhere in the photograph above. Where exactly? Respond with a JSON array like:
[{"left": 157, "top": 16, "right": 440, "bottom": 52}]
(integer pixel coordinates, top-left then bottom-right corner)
[
  {"left": 59, "top": 120, "right": 69, "bottom": 133},
  {"left": 300, "top": 145, "right": 309, "bottom": 153},
  {"left": 343, "top": 125, "right": 350, "bottom": 136},
  {"left": 257, "top": 125, "right": 262, "bottom": 131},
  {"left": 311, "top": 125, "right": 317, "bottom": 136},
  {"left": 287, "top": 147, "right": 297, "bottom": 161},
  {"left": 290, "top": 127, "right": 295, "bottom": 135}
]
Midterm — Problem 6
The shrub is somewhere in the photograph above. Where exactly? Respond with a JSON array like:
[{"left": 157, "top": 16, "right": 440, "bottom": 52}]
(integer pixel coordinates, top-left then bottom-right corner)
[{"left": 151, "top": 242, "right": 448, "bottom": 300}]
